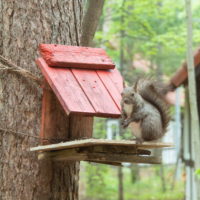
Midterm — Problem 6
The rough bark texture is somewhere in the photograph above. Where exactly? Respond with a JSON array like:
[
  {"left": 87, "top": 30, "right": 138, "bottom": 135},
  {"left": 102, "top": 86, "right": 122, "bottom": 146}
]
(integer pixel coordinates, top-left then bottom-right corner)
[{"left": 0, "top": 1, "right": 84, "bottom": 199}]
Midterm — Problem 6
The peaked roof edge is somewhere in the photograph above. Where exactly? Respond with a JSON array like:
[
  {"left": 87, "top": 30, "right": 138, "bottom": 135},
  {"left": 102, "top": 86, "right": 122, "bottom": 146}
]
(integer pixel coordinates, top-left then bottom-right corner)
[{"left": 169, "top": 48, "right": 200, "bottom": 89}]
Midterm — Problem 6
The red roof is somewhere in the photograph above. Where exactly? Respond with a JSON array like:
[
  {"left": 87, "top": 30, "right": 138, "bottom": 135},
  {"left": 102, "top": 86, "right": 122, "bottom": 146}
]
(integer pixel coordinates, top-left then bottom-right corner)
[
  {"left": 39, "top": 44, "right": 115, "bottom": 70},
  {"left": 36, "top": 44, "right": 123, "bottom": 118},
  {"left": 169, "top": 48, "right": 200, "bottom": 88}
]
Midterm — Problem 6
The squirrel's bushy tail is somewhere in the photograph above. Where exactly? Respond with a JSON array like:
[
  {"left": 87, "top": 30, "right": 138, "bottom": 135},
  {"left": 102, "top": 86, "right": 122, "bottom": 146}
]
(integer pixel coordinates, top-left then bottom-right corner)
[{"left": 134, "top": 78, "right": 171, "bottom": 133}]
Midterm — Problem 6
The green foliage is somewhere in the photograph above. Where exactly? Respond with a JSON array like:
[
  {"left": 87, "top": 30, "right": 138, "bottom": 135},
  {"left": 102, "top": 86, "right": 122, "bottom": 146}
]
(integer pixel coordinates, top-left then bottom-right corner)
[
  {"left": 195, "top": 168, "right": 200, "bottom": 178},
  {"left": 93, "top": 118, "right": 107, "bottom": 139},
  {"left": 94, "top": 0, "right": 200, "bottom": 83},
  {"left": 85, "top": 163, "right": 118, "bottom": 200},
  {"left": 123, "top": 166, "right": 184, "bottom": 200},
  {"left": 82, "top": 163, "right": 184, "bottom": 200}
]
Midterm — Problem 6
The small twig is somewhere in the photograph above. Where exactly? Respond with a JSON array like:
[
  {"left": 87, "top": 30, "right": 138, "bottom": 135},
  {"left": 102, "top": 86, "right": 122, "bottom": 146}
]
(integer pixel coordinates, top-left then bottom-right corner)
[
  {"left": 0, "top": 55, "right": 42, "bottom": 85},
  {"left": 0, "top": 127, "right": 68, "bottom": 143}
]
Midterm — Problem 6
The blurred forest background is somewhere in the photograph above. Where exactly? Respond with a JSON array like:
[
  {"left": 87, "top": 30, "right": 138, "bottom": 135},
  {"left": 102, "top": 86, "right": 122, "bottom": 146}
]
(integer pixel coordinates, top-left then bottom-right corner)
[{"left": 79, "top": 0, "right": 200, "bottom": 199}]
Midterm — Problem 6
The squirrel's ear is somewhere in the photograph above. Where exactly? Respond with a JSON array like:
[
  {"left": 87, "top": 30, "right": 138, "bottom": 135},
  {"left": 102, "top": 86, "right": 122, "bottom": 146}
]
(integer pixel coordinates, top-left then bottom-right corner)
[
  {"left": 133, "top": 84, "right": 137, "bottom": 92},
  {"left": 133, "top": 80, "right": 139, "bottom": 92},
  {"left": 149, "top": 84, "right": 156, "bottom": 92}
]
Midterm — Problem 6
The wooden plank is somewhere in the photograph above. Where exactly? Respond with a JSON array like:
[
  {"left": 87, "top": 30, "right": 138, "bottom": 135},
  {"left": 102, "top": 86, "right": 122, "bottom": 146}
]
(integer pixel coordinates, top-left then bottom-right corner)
[
  {"left": 71, "top": 69, "right": 120, "bottom": 117},
  {"left": 96, "top": 69, "right": 122, "bottom": 110},
  {"left": 86, "top": 153, "right": 161, "bottom": 164},
  {"left": 38, "top": 146, "right": 150, "bottom": 159},
  {"left": 86, "top": 160, "right": 122, "bottom": 166},
  {"left": 40, "top": 81, "right": 70, "bottom": 144},
  {"left": 69, "top": 115, "right": 93, "bottom": 140},
  {"left": 30, "top": 138, "right": 173, "bottom": 152},
  {"left": 107, "top": 68, "right": 124, "bottom": 93},
  {"left": 39, "top": 44, "right": 115, "bottom": 70},
  {"left": 36, "top": 58, "right": 95, "bottom": 115},
  {"left": 38, "top": 150, "right": 86, "bottom": 161},
  {"left": 38, "top": 150, "right": 161, "bottom": 164},
  {"left": 78, "top": 146, "right": 151, "bottom": 155}
]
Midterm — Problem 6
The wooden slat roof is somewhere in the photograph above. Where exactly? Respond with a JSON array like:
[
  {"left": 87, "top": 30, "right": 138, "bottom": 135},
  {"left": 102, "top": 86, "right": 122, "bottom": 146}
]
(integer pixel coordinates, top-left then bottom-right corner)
[
  {"left": 36, "top": 44, "right": 123, "bottom": 117},
  {"left": 39, "top": 44, "right": 115, "bottom": 69}
]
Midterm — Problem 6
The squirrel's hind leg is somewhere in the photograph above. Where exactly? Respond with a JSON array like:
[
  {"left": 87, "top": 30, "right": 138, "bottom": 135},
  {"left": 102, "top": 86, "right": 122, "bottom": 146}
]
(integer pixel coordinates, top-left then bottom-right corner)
[
  {"left": 129, "top": 138, "right": 144, "bottom": 155},
  {"left": 135, "top": 138, "right": 144, "bottom": 144}
]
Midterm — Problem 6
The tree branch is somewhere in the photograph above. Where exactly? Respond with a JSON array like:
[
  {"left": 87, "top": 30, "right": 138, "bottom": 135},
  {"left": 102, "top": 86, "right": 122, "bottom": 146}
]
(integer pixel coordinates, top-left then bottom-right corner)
[{"left": 80, "top": 0, "right": 105, "bottom": 46}]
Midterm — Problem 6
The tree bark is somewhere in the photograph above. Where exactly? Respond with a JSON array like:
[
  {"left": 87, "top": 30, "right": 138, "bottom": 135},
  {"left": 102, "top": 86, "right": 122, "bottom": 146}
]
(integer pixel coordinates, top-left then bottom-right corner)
[{"left": 0, "top": 1, "right": 84, "bottom": 199}]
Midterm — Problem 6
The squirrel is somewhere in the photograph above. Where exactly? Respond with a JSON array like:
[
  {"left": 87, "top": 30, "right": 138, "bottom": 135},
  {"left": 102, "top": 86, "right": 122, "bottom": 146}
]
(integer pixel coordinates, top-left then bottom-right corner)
[{"left": 121, "top": 78, "right": 170, "bottom": 143}]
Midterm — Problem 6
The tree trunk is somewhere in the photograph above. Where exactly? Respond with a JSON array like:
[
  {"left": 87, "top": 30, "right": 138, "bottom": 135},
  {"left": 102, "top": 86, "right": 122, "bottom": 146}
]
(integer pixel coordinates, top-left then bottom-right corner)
[
  {"left": 118, "top": 166, "right": 124, "bottom": 200},
  {"left": 80, "top": 0, "right": 105, "bottom": 47},
  {"left": 0, "top": 1, "right": 84, "bottom": 199},
  {"left": 185, "top": 0, "right": 200, "bottom": 199}
]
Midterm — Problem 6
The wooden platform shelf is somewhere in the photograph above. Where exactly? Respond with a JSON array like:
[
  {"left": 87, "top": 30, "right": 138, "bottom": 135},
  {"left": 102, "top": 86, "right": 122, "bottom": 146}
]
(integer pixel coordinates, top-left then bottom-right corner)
[{"left": 30, "top": 139, "right": 173, "bottom": 166}]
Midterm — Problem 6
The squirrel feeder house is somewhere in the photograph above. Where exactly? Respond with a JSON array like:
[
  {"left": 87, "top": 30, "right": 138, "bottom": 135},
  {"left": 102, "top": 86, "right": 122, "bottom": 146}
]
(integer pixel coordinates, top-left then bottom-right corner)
[{"left": 31, "top": 44, "right": 172, "bottom": 165}]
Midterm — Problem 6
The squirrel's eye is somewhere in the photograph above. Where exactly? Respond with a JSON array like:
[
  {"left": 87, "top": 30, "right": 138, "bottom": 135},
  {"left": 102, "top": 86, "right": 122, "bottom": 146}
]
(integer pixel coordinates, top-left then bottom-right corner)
[{"left": 131, "top": 93, "right": 135, "bottom": 96}]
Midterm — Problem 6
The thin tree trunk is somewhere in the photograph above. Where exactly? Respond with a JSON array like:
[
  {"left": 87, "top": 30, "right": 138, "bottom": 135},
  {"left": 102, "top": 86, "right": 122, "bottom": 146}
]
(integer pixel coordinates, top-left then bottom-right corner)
[
  {"left": 80, "top": 0, "right": 105, "bottom": 46},
  {"left": 156, "top": 43, "right": 163, "bottom": 82},
  {"left": 0, "top": 1, "right": 84, "bottom": 199},
  {"left": 185, "top": 0, "right": 200, "bottom": 199},
  {"left": 130, "top": 164, "right": 139, "bottom": 183},
  {"left": 160, "top": 165, "right": 166, "bottom": 192},
  {"left": 117, "top": 1, "right": 126, "bottom": 200},
  {"left": 118, "top": 166, "right": 124, "bottom": 200}
]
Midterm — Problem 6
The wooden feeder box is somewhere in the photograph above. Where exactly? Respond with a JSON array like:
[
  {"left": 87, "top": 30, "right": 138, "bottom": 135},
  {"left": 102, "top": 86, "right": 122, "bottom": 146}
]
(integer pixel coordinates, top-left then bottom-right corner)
[{"left": 31, "top": 44, "right": 172, "bottom": 165}]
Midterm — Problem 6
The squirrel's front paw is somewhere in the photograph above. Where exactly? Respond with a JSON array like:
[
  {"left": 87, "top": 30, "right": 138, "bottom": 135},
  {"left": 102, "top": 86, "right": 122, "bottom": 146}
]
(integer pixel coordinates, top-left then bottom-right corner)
[
  {"left": 121, "top": 120, "right": 129, "bottom": 128},
  {"left": 120, "top": 121, "right": 125, "bottom": 128}
]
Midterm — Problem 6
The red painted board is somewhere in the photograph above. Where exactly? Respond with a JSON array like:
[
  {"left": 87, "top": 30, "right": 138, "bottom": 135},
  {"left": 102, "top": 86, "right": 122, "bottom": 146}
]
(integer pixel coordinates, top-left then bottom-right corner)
[
  {"left": 71, "top": 69, "right": 120, "bottom": 117},
  {"left": 107, "top": 68, "right": 124, "bottom": 93},
  {"left": 96, "top": 70, "right": 122, "bottom": 110},
  {"left": 36, "top": 58, "right": 95, "bottom": 115},
  {"left": 39, "top": 44, "right": 115, "bottom": 70}
]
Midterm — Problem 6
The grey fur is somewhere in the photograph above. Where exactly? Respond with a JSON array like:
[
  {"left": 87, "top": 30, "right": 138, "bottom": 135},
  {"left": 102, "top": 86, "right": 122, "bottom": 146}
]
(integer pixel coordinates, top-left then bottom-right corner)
[{"left": 121, "top": 78, "right": 170, "bottom": 143}]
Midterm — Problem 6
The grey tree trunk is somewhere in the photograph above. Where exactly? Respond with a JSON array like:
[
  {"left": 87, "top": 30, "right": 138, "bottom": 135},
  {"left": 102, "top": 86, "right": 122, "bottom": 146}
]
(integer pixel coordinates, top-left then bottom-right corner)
[
  {"left": 0, "top": 1, "right": 84, "bottom": 199},
  {"left": 80, "top": 0, "right": 105, "bottom": 46},
  {"left": 118, "top": 166, "right": 124, "bottom": 200},
  {"left": 185, "top": 0, "right": 200, "bottom": 199}
]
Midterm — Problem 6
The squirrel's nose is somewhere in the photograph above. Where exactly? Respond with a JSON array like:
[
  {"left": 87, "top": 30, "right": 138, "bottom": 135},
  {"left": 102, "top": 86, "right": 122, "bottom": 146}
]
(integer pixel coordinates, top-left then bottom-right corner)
[{"left": 124, "top": 100, "right": 129, "bottom": 104}]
